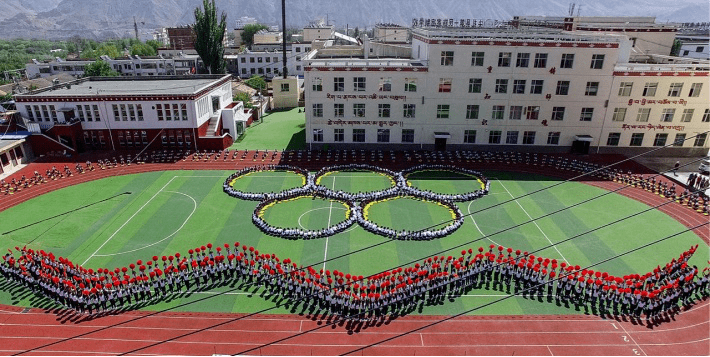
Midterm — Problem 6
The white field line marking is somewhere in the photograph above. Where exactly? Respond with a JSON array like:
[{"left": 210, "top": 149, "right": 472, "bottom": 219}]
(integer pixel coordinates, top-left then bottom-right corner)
[
  {"left": 467, "top": 200, "right": 500, "bottom": 246},
  {"left": 82, "top": 176, "right": 177, "bottom": 265},
  {"left": 547, "top": 345, "right": 554, "bottom": 356},
  {"left": 496, "top": 179, "right": 569, "bottom": 264},
  {"left": 323, "top": 176, "right": 335, "bottom": 271},
  {"left": 94, "top": 191, "right": 197, "bottom": 257},
  {"left": 618, "top": 321, "right": 648, "bottom": 356}
]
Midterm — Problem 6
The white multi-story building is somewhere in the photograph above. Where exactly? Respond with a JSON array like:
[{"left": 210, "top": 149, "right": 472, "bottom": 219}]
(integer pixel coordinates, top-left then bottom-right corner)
[
  {"left": 25, "top": 54, "right": 201, "bottom": 79},
  {"left": 13, "top": 75, "right": 249, "bottom": 152},
  {"left": 304, "top": 20, "right": 709, "bottom": 156}
]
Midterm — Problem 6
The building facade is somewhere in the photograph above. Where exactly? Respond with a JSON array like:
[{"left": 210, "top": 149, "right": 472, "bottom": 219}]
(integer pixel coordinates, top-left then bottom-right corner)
[
  {"left": 13, "top": 75, "right": 244, "bottom": 152},
  {"left": 304, "top": 22, "right": 709, "bottom": 156}
]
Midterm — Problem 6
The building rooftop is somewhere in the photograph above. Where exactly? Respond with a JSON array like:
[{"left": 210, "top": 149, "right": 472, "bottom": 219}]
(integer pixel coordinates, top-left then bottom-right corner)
[
  {"left": 15, "top": 75, "right": 230, "bottom": 98},
  {"left": 412, "top": 27, "right": 625, "bottom": 44}
]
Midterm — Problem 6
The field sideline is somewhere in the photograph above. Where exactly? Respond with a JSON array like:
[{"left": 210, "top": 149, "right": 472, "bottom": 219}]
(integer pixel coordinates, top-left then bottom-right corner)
[{"left": 0, "top": 168, "right": 705, "bottom": 316}]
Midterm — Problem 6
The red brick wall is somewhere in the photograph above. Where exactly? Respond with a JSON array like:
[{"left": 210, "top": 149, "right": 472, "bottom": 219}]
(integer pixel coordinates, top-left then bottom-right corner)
[
  {"left": 27, "top": 135, "right": 77, "bottom": 157},
  {"left": 197, "top": 119, "right": 210, "bottom": 137}
]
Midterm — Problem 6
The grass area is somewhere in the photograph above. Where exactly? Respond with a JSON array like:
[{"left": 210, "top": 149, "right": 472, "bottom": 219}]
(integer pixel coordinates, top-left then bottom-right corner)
[
  {"left": 366, "top": 197, "right": 454, "bottom": 231},
  {"left": 263, "top": 196, "right": 349, "bottom": 230},
  {"left": 230, "top": 108, "right": 306, "bottom": 150},
  {"left": 317, "top": 171, "right": 395, "bottom": 193},
  {"left": 0, "top": 169, "right": 706, "bottom": 317}
]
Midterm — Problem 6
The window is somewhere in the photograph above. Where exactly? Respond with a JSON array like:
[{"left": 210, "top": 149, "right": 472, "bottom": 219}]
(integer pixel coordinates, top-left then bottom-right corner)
[
  {"left": 257, "top": 57, "right": 263, "bottom": 63},
  {"left": 618, "top": 82, "right": 633, "bottom": 96},
  {"left": 643, "top": 83, "right": 657, "bottom": 97},
  {"left": 498, "top": 52, "right": 511, "bottom": 67},
  {"left": 352, "top": 129, "right": 365, "bottom": 142},
  {"left": 178, "top": 104, "right": 185, "bottom": 121},
  {"left": 438, "top": 78, "right": 452, "bottom": 93},
  {"left": 522, "top": 131, "right": 536, "bottom": 145},
  {"left": 489, "top": 130, "right": 502, "bottom": 144},
  {"left": 580, "top": 108, "right": 594, "bottom": 121},
  {"left": 353, "top": 104, "right": 365, "bottom": 117},
  {"left": 653, "top": 133, "right": 668, "bottom": 147},
  {"left": 403, "top": 104, "right": 415, "bottom": 118},
  {"left": 630, "top": 133, "right": 644, "bottom": 146},
  {"left": 526, "top": 106, "right": 540, "bottom": 120},
  {"left": 661, "top": 108, "right": 675, "bottom": 122},
  {"left": 441, "top": 51, "right": 454, "bottom": 66},
  {"left": 509, "top": 106, "right": 523, "bottom": 120},
  {"left": 334, "top": 77, "right": 345, "bottom": 92},
  {"left": 377, "top": 129, "right": 390, "bottom": 143},
  {"left": 77, "top": 107, "right": 85, "bottom": 122},
  {"left": 495, "top": 79, "right": 508, "bottom": 93},
  {"left": 25, "top": 105, "right": 34, "bottom": 121},
  {"left": 379, "top": 77, "right": 392, "bottom": 92},
  {"left": 560, "top": 54, "right": 574, "bottom": 68},
  {"left": 504, "top": 131, "right": 517, "bottom": 144},
  {"left": 703, "top": 109, "right": 710, "bottom": 122},
  {"left": 697, "top": 46, "right": 705, "bottom": 53},
  {"left": 694, "top": 133, "right": 707, "bottom": 147},
  {"left": 120, "top": 104, "right": 128, "bottom": 121},
  {"left": 547, "top": 132, "right": 561, "bottom": 145},
  {"left": 637, "top": 108, "right": 651, "bottom": 122},
  {"left": 585, "top": 82, "right": 599, "bottom": 96},
  {"left": 404, "top": 78, "right": 417, "bottom": 92},
  {"left": 266, "top": 57, "right": 270, "bottom": 62},
  {"left": 468, "top": 78, "right": 482, "bottom": 93},
  {"left": 312, "top": 77, "right": 323, "bottom": 91},
  {"left": 607, "top": 132, "right": 621, "bottom": 146},
  {"left": 401, "top": 129, "right": 414, "bottom": 143},
  {"left": 240, "top": 57, "right": 246, "bottom": 63},
  {"left": 551, "top": 107, "right": 565, "bottom": 121},
  {"left": 354, "top": 77, "right": 366, "bottom": 91},
  {"left": 464, "top": 130, "right": 476, "bottom": 143},
  {"left": 471, "top": 52, "right": 484, "bottom": 66},
  {"left": 492, "top": 105, "right": 505, "bottom": 120},
  {"left": 334, "top": 128, "right": 344, "bottom": 142},
  {"left": 556, "top": 81, "right": 570, "bottom": 95},
  {"left": 378, "top": 104, "right": 390, "bottom": 118},
  {"left": 249, "top": 57, "right": 255, "bottom": 63},
  {"left": 436, "top": 105, "right": 450, "bottom": 119},
  {"left": 674, "top": 133, "right": 686, "bottom": 147},
  {"left": 530, "top": 80, "right": 544, "bottom": 94},
  {"left": 689, "top": 83, "right": 703, "bottom": 97},
  {"left": 668, "top": 83, "right": 683, "bottom": 97},
  {"left": 312, "top": 103, "right": 323, "bottom": 117},
  {"left": 334, "top": 103, "right": 344, "bottom": 117},
  {"left": 466, "top": 105, "right": 479, "bottom": 119},
  {"left": 312, "top": 129, "right": 323, "bottom": 142},
  {"left": 94, "top": 105, "right": 102, "bottom": 121},
  {"left": 280, "top": 83, "right": 290, "bottom": 92},
  {"left": 114, "top": 104, "right": 122, "bottom": 121},
  {"left": 513, "top": 80, "right": 526, "bottom": 94},
  {"left": 127, "top": 104, "right": 136, "bottom": 121},
  {"left": 516, "top": 53, "right": 530, "bottom": 67},
  {"left": 534, "top": 53, "right": 548, "bottom": 68},
  {"left": 41, "top": 105, "right": 49, "bottom": 120},
  {"left": 590, "top": 54, "right": 605, "bottom": 69},
  {"left": 612, "top": 108, "right": 627, "bottom": 122},
  {"left": 680, "top": 109, "right": 694, "bottom": 122}
]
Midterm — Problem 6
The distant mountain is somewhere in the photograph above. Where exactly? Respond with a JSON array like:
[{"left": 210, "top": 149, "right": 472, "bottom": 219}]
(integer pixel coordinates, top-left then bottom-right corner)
[{"left": 0, "top": 0, "right": 707, "bottom": 40}]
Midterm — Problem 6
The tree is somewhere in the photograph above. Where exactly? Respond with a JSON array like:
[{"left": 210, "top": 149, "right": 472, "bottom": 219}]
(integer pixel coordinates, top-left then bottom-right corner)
[
  {"left": 84, "top": 60, "right": 120, "bottom": 77},
  {"left": 670, "top": 39, "right": 682, "bottom": 56},
  {"left": 241, "top": 23, "right": 269, "bottom": 48},
  {"left": 94, "top": 44, "right": 121, "bottom": 58},
  {"left": 130, "top": 43, "right": 157, "bottom": 56},
  {"left": 146, "top": 40, "right": 162, "bottom": 52},
  {"left": 233, "top": 92, "right": 254, "bottom": 108},
  {"left": 245, "top": 76, "right": 266, "bottom": 92},
  {"left": 193, "top": 0, "right": 227, "bottom": 74},
  {"left": 353, "top": 27, "right": 360, "bottom": 38}
]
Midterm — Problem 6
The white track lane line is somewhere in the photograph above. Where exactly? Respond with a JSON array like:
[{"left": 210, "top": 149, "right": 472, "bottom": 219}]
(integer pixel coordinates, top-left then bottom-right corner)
[
  {"left": 82, "top": 176, "right": 176, "bottom": 266},
  {"left": 496, "top": 179, "right": 569, "bottom": 264}
]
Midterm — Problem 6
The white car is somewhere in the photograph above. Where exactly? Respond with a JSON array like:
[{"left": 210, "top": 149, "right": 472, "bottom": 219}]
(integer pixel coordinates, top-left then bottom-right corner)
[{"left": 700, "top": 157, "right": 710, "bottom": 175}]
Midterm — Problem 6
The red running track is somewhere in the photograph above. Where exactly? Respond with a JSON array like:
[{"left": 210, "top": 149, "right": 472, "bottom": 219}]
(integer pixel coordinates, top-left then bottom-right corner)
[{"left": 0, "top": 152, "right": 708, "bottom": 355}]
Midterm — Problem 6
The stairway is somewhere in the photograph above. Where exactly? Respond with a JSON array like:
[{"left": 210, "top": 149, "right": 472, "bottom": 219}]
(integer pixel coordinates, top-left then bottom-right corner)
[{"left": 206, "top": 115, "right": 219, "bottom": 136}]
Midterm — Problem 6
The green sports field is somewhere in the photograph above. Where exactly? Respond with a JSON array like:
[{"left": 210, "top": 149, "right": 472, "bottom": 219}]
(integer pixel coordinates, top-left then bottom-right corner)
[{"left": 0, "top": 169, "right": 706, "bottom": 316}]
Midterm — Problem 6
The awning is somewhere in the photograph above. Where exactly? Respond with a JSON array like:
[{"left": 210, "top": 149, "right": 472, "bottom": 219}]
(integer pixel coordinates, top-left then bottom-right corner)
[
  {"left": 434, "top": 132, "right": 451, "bottom": 139},
  {"left": 574, "top": 135, "right": 593, "bottom": 142}
]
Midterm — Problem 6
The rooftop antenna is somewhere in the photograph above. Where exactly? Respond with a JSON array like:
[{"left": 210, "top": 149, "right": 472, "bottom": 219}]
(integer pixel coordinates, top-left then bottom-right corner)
[
  {"left": 577, "top": 5, "right": 582, "bottom": 17},
  {"left": 281, "top": 0, "right": 287, "bottom": 78},
  {"left": 568, "top": 3, "right": 575, "bottom": 17}
]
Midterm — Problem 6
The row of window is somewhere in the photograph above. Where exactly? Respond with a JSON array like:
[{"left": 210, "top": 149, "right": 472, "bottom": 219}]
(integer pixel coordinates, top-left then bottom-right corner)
[
  {"left": 311, "top": 127, "right": 708, "bottom": 148},
  {"left": 240, "top": 66, "right": 282, "bottom": 76},
  {"left": 240, "top": 56, "right": 280, "bottom": 63},
  {"left": 156, "top": 104, "right": 188, "bottom": 121},
  {"left": 607, "top": 132, "right": 707, "bottom": 148},
  {"left": 76, "top": 105, "right": 101, "bottom": 122},
  {"left": 612, "top": 108, "right": 710, "bottom": 123},
  {"left": 618, "top": 82, "right": 703, "bottom": 98},
  {"left": 25, "top": 105, "right": 58, "bottom": 122},
  {"left": 112, "top": 104, "right": 144, "bottom": 122},
  {"left": 197, "top": 97, "right": 210, "bottom": 118},
  {"left": 440, "top": 51, "right": 604, "bottom": 70}
]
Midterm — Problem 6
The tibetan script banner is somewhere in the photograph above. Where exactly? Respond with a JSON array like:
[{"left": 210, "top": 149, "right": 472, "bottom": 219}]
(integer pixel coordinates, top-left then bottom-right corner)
[
  {"left": 326, "top": 119, "right": 404, "bottom": 127},
  {"left": 627, "top": 98, "right": 688, "bottom": 106},
  {"left": 621, "top": 123, "right": 685, "bottom": 131},
  {"left": 326, "top": 93, "right": 408, "bottom": 101}
]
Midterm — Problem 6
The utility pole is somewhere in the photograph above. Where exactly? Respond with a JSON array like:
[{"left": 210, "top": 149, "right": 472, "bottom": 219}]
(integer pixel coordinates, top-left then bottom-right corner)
[
  {"left": 281, "top": 0, "right": 288, "bottom": 78},
  {"left": 134, "top": 16, "right": 139, "bottom": 40}
]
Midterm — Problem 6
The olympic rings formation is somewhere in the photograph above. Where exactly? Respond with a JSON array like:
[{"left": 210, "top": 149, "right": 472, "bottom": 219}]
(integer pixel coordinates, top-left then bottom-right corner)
[{"left": 223, "top": 164, "right": 490, "bottom": 241}]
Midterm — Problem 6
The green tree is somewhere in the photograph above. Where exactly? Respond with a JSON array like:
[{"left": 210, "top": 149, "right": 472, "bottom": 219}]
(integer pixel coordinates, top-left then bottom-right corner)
[
  {"left": 670, "top": 39, "right": 682, "bottom": 56},
  {"left": 193, "top": 0, "right": 227, "bottom": 74},
  {"left": 240, "top": 23, "right": 269, "bottom": 48},
  {"left": 84, "top": 60, "right": 120, "bottom": 77},
  {"left": 130, "top": 42, "right": 157, "bottom": 56},
  {"left": 233, "top": 92, "right": 253, "bottom": 108},
  {"left": 353, "top": 27, "right": 359, "bottom": 38},
  {"left": 245, "top": 76, "right": 266, "bottom": 91},
  {"left": 146, "top": 40, "right": 162, "bottom": 52}
]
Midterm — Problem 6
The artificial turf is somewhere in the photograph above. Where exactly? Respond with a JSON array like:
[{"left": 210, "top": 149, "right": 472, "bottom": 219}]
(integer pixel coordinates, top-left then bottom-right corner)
[{"left": 0, "top": 168, "right": 706, "bottom": 317}]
